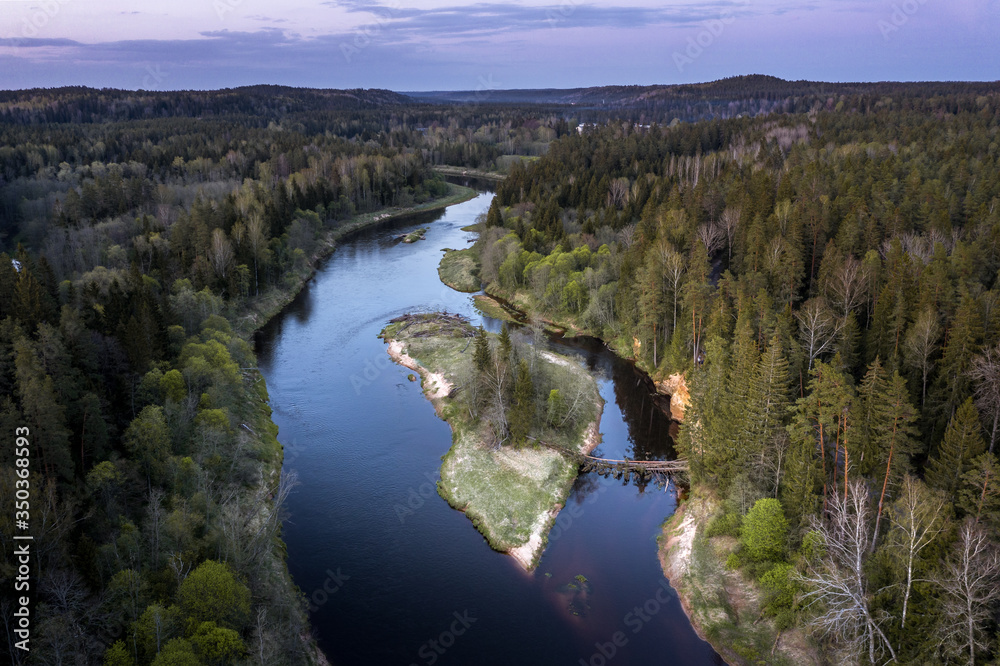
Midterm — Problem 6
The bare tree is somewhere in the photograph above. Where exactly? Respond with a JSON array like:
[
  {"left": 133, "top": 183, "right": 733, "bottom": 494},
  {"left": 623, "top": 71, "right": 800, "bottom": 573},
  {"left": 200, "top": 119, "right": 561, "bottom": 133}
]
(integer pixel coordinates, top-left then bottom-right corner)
[
  {"left": 757, "top": 431, "right": 790, "bottom": 499},
  {"left": 655, "top": 239, "right": 686, "bottom": 333},
  {"left": 827, "top": 255, "right": 864, "bottom": 320},
  {"left": 968, "top": 343, "right": 1000, "bottom": 453},
  {"left": 210, "top": 227, "right": 234, "bottom": 280},
  {"left": 885, "top": 475, "right": 947, "bottom": 629},
  {"left": 233, "top": 211, "right": 268, "bottom": 296},
  {"left": 935, "top": 518, "right": 1000, "bottom": 664},
  {"left": 719, "top": 206, "right": 742, "bottom": 264},
  {"left": 903, "top": 308, "right": 941, "bottom": 407},
  {"left": 617, "top": 223, "right": 637, "bottom": 249},
  {"left": 796, "top": 297, "right": 844, "bottom": 371},
  {"left": 607, "top": 177, "right": 630, "bottom": 209},
  {"left": 798, "top": 480, "right": 897, "bottom": 664},
  {"left": 145, "top": 487, "right": 165, "bottom": 569},
  {"left": 696, "top": 222, "right": 724, "bottom": 257}
]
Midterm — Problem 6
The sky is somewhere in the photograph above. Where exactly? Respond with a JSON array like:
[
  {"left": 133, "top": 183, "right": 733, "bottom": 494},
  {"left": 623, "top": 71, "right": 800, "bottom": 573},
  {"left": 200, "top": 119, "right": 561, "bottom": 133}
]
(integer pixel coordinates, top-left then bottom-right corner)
[{"left": 0, "top": 0, "right": 997, "bottom": 91}]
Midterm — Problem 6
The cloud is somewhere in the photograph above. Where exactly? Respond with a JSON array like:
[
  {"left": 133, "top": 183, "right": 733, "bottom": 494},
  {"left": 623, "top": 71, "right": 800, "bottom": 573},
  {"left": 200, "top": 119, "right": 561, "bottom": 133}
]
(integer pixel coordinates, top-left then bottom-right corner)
[
  {"left": 247, "top": 15, "right": 291, "bottom": 24},
  {"left": 376, "top": 2, "right": 761, "bottom": 37}
]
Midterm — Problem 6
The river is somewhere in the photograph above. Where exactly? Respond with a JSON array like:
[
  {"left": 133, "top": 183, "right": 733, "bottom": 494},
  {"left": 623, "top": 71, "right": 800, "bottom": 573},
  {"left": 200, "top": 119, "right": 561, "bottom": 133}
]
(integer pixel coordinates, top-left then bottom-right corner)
[{"left": 255, "top": 186, "right": 724, "bottom": 666}]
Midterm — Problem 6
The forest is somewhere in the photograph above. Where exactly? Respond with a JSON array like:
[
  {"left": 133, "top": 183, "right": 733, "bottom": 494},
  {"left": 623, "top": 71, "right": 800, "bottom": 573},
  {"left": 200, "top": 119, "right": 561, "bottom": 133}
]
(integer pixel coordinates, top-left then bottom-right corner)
[
  {"left": 0, "top": 86, "right": 576, "bottom": 665},
  {"left": 476, "top": 87, "right": 1000, "bottom": 664},
  {"left": 1, "top": 80, "right": 999, "bottom": 664}
]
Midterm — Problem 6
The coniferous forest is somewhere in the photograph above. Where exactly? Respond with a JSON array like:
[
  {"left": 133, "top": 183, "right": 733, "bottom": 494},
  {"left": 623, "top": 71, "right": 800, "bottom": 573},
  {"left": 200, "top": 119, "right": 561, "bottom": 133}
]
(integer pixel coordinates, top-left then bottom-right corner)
[{"left": 1, "top": 80, "right": 1000, "bottom": 664}]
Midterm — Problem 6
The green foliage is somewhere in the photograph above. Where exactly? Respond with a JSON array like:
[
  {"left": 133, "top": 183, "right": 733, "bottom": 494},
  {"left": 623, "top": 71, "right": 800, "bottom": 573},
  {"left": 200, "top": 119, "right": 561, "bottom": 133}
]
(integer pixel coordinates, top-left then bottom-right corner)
[
  {"left": 191, "top": 621, "right": 247, "bottom": 666},
  {"left": 509, "top": 359, "right": 535, "bottom": 445},
  {"left": 758, "top": 563, "right": 798, "bottom": 626},
  {"left": 134, "top": 604, "right": 182, "bottom": 662},
  {"left": 150, "top": 639, "right": 201, "bottom": 666},
  {"left": 739, "top": 499, "right": 788, "bottom": 563},
  {"left": 178, "top": 561, "right": 250, "bottom": 631},
  {"left": 705, "top": 512, "right": 742, "bottom": 538},
  {"left": 473, "top": 325, "right": 491, "bottom": 373},
  {"left": 546, "top": 389, "right": 566, "bottom": 428},
  {"left": 926, "top": 398, "right": 987, "bottom": 494},
  {"left": 103, "top": 641, "right": 134, "bottom": 666},
  {"left": 125, "top": 405, "right": 171, "bottom": 483}
]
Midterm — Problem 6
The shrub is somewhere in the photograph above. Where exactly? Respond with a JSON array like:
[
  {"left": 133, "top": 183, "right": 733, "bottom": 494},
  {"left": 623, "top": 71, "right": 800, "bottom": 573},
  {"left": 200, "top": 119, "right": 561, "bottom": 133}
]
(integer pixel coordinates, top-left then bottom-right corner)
[
  {"left": 706, "top": 511, "right": 742, "bottom": 538},
  {"left": 739, "top": 498, "right": 788, "bottom": 562}
]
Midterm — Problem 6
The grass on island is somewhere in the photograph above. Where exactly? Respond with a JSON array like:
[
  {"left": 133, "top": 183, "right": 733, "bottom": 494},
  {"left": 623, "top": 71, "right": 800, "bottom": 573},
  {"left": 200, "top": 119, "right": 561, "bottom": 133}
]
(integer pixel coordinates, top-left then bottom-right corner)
[
  {"left": 402, "top": 227, "right": 428, "bottom": 243},
  {"left": 438, "top": 248, "right": 481, "bottom": 292},
  {"left": 381, "top": 313, "right": 602, "bottom": 564}
]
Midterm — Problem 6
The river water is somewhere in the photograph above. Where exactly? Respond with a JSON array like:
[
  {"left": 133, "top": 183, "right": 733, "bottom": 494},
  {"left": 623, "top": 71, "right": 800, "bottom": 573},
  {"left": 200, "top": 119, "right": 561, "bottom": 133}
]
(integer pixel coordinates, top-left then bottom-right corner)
[{"left": 255, "top": 188, "right": 723, "bottom": 666}]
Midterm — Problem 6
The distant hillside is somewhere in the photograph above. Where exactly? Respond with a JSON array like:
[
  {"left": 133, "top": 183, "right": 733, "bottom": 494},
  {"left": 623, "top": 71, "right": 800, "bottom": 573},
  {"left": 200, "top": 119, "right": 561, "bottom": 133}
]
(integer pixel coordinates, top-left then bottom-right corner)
[
  {"left": 0, "top": 85, "right": 413, "bottom": 124},
  {"left": 405, "top": 75, "right": 1000, "bottom": 121}
]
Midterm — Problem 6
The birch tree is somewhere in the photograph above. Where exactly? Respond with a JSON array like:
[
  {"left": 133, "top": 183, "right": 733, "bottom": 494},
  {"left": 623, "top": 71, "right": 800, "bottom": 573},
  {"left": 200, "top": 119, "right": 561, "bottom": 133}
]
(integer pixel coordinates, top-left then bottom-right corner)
[
  {"left": 799, "top": 480, "right": 897, "bottom": 664},
  {"left": 935, "top": 519, "right": 1000, "bottom": 664},
  {"left": 885, "top": 475, "right": 947, "bottom": 629}
]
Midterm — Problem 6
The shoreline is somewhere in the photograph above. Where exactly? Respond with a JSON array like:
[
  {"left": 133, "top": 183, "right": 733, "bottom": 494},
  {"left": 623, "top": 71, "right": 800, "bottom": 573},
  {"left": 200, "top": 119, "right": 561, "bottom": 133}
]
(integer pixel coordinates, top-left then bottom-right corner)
[
  {"left": 658, "top": 491, "right": 819, "bottom": 666},
  {"left": 234, "top": 184, "right": 477, "bottom": 665},
  {"left": 235, "top": 183, "right": 478, "bottom": 338}
]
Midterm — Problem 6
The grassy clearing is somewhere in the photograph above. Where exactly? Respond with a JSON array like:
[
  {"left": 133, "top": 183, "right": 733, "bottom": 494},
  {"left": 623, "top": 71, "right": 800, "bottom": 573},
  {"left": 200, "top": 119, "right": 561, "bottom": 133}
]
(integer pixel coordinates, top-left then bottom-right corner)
[
  {"left": 659, "top": 490, "right": 818, "bottom": 666},
  {"left": 432, "top": 164, "right": 507, "bottom": 181},
  {"left": 438, "top": 247, "right": 481, "bottom": 292},
  {"left": 381, "top": 313, "right": 602, "bottom": 569}
]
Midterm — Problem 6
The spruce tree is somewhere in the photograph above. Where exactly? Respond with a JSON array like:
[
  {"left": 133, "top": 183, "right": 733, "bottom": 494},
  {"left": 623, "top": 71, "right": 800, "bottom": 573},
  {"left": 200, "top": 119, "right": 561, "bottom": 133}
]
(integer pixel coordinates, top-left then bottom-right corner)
[
  {"left": 931, "top": 292, "right": 983, "bottom": 430},
  {"left": 745, "top": 334, "right": 791, "bottom": 476},
  {"left": 486, "top": 198, "right": 503, "bottom": 228},
  {"left": 473, "top": 325, "right": 491, "bottom": 373},
  {"left": 926, "top": 398, "right": 987, "bottom": 495},
  {"left": 498, "top": 323, "right": 513, "bottom": 368},
  {"left": 855, "top": 357, "right": 890, "bottom": 477},
  {"left": 509, "top": 359, "right": 535, "bottom": 445},
  {"left": 958, "top": 453, "right": 1000, "bottom": 528}
]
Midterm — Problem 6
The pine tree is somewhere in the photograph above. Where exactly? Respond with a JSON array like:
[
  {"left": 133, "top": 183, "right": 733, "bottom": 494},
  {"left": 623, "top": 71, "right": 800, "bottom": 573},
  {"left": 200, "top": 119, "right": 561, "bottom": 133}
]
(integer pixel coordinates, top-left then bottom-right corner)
[
  {"left": 868, "top": 370, "right": 921, "bottom": 550},
  {"left": 926, "top": 398, "right": 987, "bottom": 494},
  {"left": 786, "top": 360, "right": 852, "bottom": 509}
]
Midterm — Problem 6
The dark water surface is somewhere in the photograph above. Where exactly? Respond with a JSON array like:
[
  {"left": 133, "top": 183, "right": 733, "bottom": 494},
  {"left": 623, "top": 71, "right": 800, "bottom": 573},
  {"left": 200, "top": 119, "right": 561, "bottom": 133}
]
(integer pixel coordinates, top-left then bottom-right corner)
[{"left": 255, "top": 191, "right": 723, "bottom": 666}]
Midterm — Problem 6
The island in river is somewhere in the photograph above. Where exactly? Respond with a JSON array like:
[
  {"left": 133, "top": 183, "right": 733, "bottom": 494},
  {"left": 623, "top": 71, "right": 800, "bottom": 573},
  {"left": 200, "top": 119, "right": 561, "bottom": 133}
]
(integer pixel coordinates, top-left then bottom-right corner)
[{"left": 380, "top": 312, "right": 602, "bottom": 570}]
